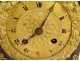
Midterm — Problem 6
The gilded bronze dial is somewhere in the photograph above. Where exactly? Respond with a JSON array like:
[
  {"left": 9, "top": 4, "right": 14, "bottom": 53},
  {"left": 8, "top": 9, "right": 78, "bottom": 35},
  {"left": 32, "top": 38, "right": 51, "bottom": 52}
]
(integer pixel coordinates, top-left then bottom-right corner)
[{"left": 0, "top": 1, "right": 80, "bottom": 60}]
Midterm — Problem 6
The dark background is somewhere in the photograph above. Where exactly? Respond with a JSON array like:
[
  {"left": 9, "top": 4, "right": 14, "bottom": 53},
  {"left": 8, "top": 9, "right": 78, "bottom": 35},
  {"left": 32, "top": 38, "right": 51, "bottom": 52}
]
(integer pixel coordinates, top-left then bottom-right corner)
[{"left": 78, "top": 1, "right": 80, "bottom": 6}]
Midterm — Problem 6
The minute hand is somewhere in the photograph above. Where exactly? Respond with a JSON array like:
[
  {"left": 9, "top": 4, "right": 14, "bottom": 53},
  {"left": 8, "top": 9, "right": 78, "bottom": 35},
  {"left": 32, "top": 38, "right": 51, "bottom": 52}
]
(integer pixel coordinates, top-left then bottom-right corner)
[{"left": 39, "top": 2, "right": 56, "bottom": 28}]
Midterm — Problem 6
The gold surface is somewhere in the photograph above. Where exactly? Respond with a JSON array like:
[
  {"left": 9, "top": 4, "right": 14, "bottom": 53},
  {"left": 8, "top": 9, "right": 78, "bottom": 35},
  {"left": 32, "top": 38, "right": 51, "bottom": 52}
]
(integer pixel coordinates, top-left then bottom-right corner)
[
  {"left": 0, "top": 1, "right": 80, "bottom": 60},
  {"left": 72, "top": 55, "right": 78, "bottom": 60},
  {"left": 0, "top": 52, "right": 6, "bottom": 60}
]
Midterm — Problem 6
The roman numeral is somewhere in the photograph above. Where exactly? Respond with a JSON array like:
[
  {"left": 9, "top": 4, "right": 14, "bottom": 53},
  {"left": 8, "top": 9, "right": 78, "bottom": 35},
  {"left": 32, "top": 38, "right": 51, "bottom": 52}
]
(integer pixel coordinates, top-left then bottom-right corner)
[
  {"left": 24, "top": 48, "right": 29, "bottom": 53},
  {"left": 23, "top": 5, "right": 28, "bottom": 11},
  {"left": 49, "top": 50, "right": 52, "bottom": 52},
  {"left": 59, "top": 16, "right": 64, "bottom": 20},
  {"left": 11, "top": 15, "right": 19, "bottom": 19},
  {"left": 11, "top": 28, "right": 16, "bottom": 33},
  {"left": 36, "top": 2, "right": 42, "bottom": 7},
  {"left": 14, "top": 39, "right": 20, "bottom": 45},
  {"left": 36, "top": 51, "right": 39, "bottom": 58},
  {"left": 62, "top": 29, "right": 67, "bottom": 33},
  {"left": 14, "top": 17, "right": 19, "bottom": 19}
]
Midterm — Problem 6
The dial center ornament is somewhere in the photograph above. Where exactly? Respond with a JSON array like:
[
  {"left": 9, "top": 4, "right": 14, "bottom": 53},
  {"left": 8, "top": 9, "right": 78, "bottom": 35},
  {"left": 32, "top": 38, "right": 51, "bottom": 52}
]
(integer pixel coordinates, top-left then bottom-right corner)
[{"left": 35, "top": 28, "right": 43, "bottom": 35}]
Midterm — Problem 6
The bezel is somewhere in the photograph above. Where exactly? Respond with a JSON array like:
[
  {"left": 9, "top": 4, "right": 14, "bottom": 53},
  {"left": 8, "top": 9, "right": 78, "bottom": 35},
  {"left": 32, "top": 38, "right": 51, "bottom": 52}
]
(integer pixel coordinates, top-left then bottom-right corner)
[{"left": 0, "top": 1, "right": 80, "bottom": 60}]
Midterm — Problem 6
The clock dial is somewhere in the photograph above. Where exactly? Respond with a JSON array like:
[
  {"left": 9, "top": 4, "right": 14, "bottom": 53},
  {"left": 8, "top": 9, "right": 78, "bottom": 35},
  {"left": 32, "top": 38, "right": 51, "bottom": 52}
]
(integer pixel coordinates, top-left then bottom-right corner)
[{"left": 5, "top": 2, "right": 72, "bottom": 59}]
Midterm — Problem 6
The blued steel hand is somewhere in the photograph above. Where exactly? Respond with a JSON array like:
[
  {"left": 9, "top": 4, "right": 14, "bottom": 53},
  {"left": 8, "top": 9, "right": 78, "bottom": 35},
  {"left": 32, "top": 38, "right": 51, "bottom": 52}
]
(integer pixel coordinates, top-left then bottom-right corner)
[{"left": 39, "top": 2, "right": 56, "bottom": 28}]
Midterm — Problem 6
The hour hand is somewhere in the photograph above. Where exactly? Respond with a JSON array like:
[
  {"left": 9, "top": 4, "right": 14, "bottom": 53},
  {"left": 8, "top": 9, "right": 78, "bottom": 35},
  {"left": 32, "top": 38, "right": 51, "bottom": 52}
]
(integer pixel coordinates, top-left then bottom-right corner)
[{"left": 22, "top": 27, "right": 43, "bottom": 44}]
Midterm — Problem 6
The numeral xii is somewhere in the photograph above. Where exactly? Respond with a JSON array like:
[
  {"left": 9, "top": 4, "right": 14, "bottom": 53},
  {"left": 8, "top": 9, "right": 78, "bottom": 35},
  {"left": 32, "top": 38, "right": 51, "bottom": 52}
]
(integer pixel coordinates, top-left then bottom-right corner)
[{"left": 36, "top": 2, "right": 42, "bottom": 7}]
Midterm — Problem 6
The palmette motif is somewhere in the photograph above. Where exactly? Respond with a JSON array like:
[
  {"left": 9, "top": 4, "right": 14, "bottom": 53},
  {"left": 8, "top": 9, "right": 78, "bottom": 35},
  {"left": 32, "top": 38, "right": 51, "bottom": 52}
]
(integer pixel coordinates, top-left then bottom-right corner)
[{"left": 0, "top": 1, "right": 80, "bottom": 60}]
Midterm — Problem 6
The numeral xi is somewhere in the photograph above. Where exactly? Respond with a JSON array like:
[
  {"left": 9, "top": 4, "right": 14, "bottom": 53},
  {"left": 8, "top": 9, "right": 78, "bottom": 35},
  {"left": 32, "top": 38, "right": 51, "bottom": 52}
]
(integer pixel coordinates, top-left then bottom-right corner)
[{"left": 23, "top": 5, "right": 28, "bottom": 11}]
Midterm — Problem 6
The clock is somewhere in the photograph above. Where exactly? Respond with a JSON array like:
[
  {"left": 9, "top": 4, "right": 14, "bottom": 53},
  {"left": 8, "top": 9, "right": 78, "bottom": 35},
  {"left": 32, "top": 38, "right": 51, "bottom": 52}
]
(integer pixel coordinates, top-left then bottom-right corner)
[{"left": 0, "top": 1, "right": 80, "bottom": 60}]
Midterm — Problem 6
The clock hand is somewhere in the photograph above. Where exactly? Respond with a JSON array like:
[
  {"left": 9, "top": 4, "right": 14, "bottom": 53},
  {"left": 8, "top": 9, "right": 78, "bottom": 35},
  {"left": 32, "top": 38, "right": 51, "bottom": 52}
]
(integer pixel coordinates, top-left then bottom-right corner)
[
  {"left": 26, "top": 3, "right": 56, "bottom": 43},
  {"left": 27, "top": 33, "right": 36, "bottom": 41},
  {"left": 39, "top": 2, "right": 56, "bottom": 28}
]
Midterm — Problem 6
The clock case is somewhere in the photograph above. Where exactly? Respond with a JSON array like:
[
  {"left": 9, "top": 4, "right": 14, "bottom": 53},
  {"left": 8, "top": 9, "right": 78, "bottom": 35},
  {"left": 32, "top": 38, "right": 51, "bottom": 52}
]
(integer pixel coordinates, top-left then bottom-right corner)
[{"left": 0, "top": 1, "right": 80, "bottom": 60}]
